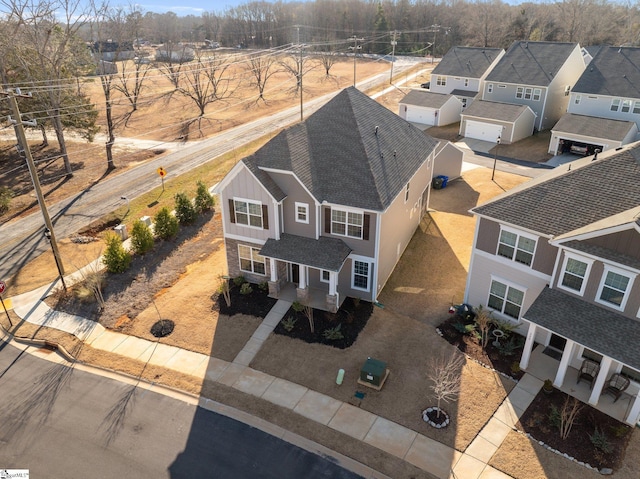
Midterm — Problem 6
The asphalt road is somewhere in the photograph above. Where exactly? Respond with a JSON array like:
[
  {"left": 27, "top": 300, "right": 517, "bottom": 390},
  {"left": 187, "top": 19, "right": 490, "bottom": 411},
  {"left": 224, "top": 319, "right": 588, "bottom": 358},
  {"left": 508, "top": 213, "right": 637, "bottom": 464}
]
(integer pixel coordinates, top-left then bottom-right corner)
[
  {"left": 0, "top": 342, "right": 365, "bottom": 479},
  {"left": 0, "top": 59, "right": 422, "bottom": 283}
]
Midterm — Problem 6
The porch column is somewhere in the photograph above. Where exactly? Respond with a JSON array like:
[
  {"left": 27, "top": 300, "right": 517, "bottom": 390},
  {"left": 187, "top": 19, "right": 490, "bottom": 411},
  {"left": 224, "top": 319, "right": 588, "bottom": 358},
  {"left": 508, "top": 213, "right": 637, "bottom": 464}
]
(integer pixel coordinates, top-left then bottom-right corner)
[
  {"left": 519, "top": 322, "right": 537, "bottom": 370},
  {"left": 553, "top": 339, "right": 576, "bottom": 387},
  {"left": 269, "top": 259, "right": 277, "bottom": 282},
  {"left": 299, "top": 265, "right": 307, "bottom": 289},
  {"left": 329, "top": 272, "right": 337, "bottom": 296},
  {"left": 625, "top": 393, "right": 640, "bottom": 426},
  {"left": 589, "top": 356, "right": 613, "bottom": 405}
]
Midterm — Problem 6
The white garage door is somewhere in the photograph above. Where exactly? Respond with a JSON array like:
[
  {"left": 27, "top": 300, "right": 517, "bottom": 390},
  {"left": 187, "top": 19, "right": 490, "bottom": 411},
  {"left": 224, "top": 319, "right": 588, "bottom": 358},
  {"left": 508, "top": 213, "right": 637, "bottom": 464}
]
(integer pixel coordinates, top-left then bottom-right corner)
[
  {"left": 464, "top": 120, "right": 503, "bottom": 142},
  {"left": 406, "top": 107, "right": 436, "bottom": 126}
]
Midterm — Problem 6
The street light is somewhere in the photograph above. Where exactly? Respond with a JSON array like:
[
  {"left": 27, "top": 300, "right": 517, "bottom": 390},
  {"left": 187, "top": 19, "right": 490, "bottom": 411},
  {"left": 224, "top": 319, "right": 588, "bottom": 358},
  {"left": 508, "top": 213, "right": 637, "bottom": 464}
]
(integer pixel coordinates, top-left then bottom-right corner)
[
  {"left": 492, "top": 136, "right": 501, "bottom": 181},
  {"left": 44, "top": 228, "right": 67, "bottom": 290}
]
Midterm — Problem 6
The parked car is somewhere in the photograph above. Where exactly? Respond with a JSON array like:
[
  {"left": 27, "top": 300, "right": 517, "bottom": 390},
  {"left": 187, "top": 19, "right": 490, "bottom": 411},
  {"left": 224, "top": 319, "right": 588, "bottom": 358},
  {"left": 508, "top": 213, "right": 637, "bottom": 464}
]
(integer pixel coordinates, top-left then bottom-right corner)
[{"left": 421, "top": 82, "right": 430, "bottom": 89}]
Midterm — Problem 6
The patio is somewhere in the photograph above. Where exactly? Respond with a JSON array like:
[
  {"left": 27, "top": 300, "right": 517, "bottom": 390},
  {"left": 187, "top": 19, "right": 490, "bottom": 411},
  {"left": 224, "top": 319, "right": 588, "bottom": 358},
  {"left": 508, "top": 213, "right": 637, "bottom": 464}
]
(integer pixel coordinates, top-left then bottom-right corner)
[
  {"left": 524, "top": 344, "right": 635, "bottom": 424},
  {"left": 270, "top": 282, "right": 341, "bottom": 312}
]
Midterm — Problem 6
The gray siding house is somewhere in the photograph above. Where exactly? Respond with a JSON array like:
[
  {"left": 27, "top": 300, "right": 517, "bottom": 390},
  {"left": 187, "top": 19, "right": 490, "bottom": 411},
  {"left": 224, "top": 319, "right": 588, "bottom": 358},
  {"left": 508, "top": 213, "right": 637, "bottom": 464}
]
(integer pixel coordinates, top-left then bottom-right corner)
[
  {"left": 482, "top": 41, "right": 585, "bottom": 131},
  {"left": 549, "top": 46, "right": 640, "bottom": 155},
  {"left": 398, "top": 90, "right": 462, "bottom": 127},
  {"left": 217, "top": 87, "right": 438, "bottom": 312},
  {"left": 465, "top": 142, "right": 640, "bottom": 425}
]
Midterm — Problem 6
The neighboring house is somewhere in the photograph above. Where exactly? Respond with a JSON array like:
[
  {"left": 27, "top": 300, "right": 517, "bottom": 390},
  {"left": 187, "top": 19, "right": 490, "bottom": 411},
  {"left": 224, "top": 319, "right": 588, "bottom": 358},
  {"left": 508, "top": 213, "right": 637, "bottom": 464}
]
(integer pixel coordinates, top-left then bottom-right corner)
[
  {"left": 548, "top": 46, "right": 640, "bottom": 155},
  {"left": 433, "top": 141, "right": 465, "bottom": 181},
  {"left": 464, "top": 142, "right": 640, "bottom": 425},
  {"left": 398, "top": 90, "right": 462, "bottom": 127},
  {"left": 430, "top": 46, "right": 505, "bottom": 109},
  {"left": 481, "top": 41, "right": 586, "bottom": 132},
  {"left": 459, "top": 100, "right": 535, "bottom": 144},
  {"left": 216, "top": 87, "right": 438, "bottom": 312}
]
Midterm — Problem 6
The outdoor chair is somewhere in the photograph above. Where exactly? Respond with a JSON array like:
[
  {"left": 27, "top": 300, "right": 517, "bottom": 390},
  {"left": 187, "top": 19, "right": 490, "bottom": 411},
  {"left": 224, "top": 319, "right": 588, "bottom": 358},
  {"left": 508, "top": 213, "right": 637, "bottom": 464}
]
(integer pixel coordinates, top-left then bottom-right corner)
[
  {"left": 602, "top": 373, "right": 630, "bottom": 403},
  {"left": 577, "top": 359, "right": 600, "bottom": 389}
]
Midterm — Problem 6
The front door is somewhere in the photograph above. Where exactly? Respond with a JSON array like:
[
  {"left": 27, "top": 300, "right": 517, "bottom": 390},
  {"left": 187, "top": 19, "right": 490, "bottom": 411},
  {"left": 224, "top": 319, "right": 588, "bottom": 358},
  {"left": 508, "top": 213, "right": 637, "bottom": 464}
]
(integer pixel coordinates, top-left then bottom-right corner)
[
  {"left": 290, "top": 264, "right": 299, "bottom": 284},
  {"left": 549, "top": 334, "right": 567, "bottom": 352}
]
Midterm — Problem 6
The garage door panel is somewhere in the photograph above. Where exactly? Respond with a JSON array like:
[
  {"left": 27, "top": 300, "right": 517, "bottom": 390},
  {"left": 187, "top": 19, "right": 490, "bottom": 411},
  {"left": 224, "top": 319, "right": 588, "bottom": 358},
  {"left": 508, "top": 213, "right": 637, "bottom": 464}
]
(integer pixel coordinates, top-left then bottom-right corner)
[
  {"left": 407, "top": 107, "right": 435, "bottom": 126},
  {"left": 465, "top": 120, "right": 502, "bottom": 142}
]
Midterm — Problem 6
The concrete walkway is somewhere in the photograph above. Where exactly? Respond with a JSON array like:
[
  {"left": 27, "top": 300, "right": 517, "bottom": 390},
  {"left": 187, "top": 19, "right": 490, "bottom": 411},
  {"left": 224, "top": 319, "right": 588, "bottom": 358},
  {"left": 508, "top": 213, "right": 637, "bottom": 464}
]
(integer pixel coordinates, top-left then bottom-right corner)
[{"left": 4, "top": 278, "right": 543, "bottom": 479}]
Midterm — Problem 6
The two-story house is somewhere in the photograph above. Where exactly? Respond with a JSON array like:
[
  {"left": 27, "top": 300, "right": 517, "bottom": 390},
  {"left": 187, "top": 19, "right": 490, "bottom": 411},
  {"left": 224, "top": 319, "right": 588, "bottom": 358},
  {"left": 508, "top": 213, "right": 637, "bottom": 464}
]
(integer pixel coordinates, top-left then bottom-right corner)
[
  {"left": 461, "top": 41, "right": 585, "bottom": 142},
  {"left": 548, "top": 46, "right": 640, "bottom": 156},
  {"left": 464, "top": 143, "right": 640, "bottom": 425},
  {"left": 429, "top": 46, "right": 505, "bottom": 109},
  {"left": 216, "top": 87, "right": 438, "bottom": 312}
]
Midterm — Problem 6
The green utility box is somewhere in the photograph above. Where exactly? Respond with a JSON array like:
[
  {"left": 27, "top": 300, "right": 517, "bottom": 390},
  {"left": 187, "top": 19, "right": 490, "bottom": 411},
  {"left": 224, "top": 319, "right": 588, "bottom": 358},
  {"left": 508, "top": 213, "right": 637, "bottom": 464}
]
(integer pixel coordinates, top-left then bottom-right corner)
[{"left": 359, "top": 357, "right": 387, "bottom": 388}]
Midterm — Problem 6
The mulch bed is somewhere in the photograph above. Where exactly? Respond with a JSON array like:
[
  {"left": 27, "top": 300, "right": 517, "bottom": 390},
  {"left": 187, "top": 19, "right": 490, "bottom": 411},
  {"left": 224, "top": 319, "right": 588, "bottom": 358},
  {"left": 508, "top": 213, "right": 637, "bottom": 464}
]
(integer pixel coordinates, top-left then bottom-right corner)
[
  {"left": 273, "top": 297, "right": 373, "bottom": 349},
  {"left": 437, "top": 314, "right": 525, "bottom": 380},
  {"left": 216, "top": 281, "right": 277, "bottom": 318},
  {"left": 518, "top": 388, "right": 632, "bottom": 471}
]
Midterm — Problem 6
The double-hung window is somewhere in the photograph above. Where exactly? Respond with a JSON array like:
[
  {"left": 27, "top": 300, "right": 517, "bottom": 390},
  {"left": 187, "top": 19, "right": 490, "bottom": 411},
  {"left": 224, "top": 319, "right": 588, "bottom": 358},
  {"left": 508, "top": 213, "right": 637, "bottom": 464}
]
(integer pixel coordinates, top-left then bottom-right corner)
[
  {"left": 238, "top": 245, "right": 266, "bottom": 275},
  {"left": 332, "top": 209, "right": 363, "bottom": 239},
  {"left": 497, "top": 228, "right": 536, "bottom": 266},
  {"left": 558, "top": 254, "right": 591, "bottom": 295},
  {"left": 464, "top": 78, "right": 469, "bottom": 87},
  {"left": 597, "top": 266, "right": 634, "bottom": 310},
  {"left": 611, "top": 98, "right": 621, "bottom": 112},
  {"left": 533, "top": 88, "right": 541, "bottom": 101},
  {"left": 516, "top": 87, "right": 524, "bottom": 99},
  {"left": 233, "top": 199, "right": 263, "bottom": 228},
  {"left": 488, "top": 279, "right": 525, "bottom": 319},
  {"left": 436, "top": 76, "right": 446, "bottom": 87},
  {"left": 524, "top": 87, "right": 533, "bottom": 100},
  {"left": 295, "top": 202, "right": 309, "bottom": 224},
  {"left": 352, "top": 259, "right": 371, "bottom": 291},
  {"left": 622, "top": 99, "right": 632, "bottom": 113},
  {"left": 487, "top": 83, "right": 493, "bottom": 93},
  {"left": 574, "top": 94, "right": 582, "bottom": 105},
  {"left": 633, "top": 101, "right": 640, "bottom": 114}
]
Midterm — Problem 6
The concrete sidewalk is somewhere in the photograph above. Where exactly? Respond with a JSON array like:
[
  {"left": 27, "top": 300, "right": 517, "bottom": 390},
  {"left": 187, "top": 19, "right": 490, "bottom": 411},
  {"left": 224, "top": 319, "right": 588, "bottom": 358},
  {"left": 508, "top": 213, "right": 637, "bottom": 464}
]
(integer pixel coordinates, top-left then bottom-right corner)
[{"left": 3, "top": 277, "right": 544, "bottom": 479}]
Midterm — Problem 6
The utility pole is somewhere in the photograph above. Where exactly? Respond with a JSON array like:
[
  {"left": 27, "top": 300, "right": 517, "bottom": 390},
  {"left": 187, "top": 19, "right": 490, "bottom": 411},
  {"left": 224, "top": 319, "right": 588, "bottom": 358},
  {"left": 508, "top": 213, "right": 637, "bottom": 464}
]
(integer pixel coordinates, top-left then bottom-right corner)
[
  {"left": 349, "top": 35, "right": 364, "bottom": 87},
  {"left": 389, "top": 30, "right": 399, "bottom": 84},
  {"left": 426, "top": 24, "right": 450, "bottom": 63},
  {"left": 295, "top": 25, "right": 304, "bottom": 121},
  {"left": 2, "top": 89, "right": 67, "bottom": 289}
]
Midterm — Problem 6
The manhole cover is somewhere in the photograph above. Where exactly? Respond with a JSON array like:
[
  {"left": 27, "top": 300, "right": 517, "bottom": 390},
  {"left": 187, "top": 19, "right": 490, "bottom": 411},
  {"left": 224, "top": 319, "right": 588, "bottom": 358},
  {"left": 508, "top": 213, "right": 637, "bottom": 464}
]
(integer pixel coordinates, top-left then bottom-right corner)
[{"left": 150, "top": 319, "right": 175, "bottom": 338}]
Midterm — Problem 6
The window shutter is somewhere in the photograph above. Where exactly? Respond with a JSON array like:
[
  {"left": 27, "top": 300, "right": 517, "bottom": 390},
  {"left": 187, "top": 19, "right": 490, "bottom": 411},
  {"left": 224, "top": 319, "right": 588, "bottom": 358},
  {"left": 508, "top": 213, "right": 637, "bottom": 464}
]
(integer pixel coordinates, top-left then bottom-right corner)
[
  {"left": 363, "top": 214, "right": 370, "bottom": 240},
  {"left": 228, "top": 199, "right": 236, "bottom": 223},
  {"left": 325, "top": 207, "right": 331, "bottom": 234},
  {"left": 262, "top": 205, "right": 269, "bottom": 229}
]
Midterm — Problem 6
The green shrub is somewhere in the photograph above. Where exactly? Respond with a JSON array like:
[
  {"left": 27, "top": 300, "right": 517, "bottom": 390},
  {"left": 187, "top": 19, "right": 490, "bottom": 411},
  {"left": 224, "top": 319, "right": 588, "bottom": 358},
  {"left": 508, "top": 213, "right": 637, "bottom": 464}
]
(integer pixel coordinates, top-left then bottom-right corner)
[
  {"left": 102, "top": 231, "right": 131, "bottom": 273},
  {"left": 292, "top": 301, "right": 304, "bottom": 313},
  {"left": 258, "top": 281, "right": 269, "bottom": 291},
  {"left": 452, "top": 321, "right": 475, "bottom": 335},
  {"left": 510, "top": 361, "right": 521, "bottom": 375},
  {"left": 590, "top": 427, "right": 613, "bottom": 454},
  {"left": 548, "top": 404, "right": 561, "bottom": 430},
  {"left": 154, "top": 207, "right": 179, "bottom": 239},
  {"left": 239, "top": 282, "right": 253, "bottom": 295},
  {"left": 130, "top": 220, "right": 154, "bottom": 255},
  {"left": 323, "top": 324, "right": 344, "bottom": 340},
  {"left": 495, "top": 335, "right": 525, "bottom": 357},
  {"left": 0, "top": 186, "right": 12, "bottom": 215},
  {"left": 280, "top": 316, "right": 297, "bottom": 332},
  {"left": 233, "top": 275, "right": 246, "bottom": 286},
  {"left": 174, "top": 192, "right": 197, "bottom": 225},
  {"left": 194, "top": 180, "right": 215, "bottom": 213}
]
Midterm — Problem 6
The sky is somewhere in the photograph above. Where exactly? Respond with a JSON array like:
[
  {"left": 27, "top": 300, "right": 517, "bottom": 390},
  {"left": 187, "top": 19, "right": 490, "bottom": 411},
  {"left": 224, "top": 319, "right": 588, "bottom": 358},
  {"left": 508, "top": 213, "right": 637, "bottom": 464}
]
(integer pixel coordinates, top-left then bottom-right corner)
[{"left": 135, "top": 0, "right": 297, "bottom": 15}]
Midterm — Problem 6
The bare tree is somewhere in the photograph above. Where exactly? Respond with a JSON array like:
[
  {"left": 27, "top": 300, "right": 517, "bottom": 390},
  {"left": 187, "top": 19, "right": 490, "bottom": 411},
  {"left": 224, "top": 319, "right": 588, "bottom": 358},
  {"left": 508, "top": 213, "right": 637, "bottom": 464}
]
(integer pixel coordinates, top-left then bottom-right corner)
[
  {"left": 474, "top": 304, "right": 493, "bottom": 349},
  {"left": 246, "top": 51, "right": 281, "bottom": 103},
  {"left": 428, "top": 352, "right": 466, "bottom": 418},
  {"left": 318, "top": 50, "right": 339, "bottom": 82},
  {"left": 554, "top": 396, "right": 583, "bottom": 440},
  {"left": 279, "top": 51, "right": 315, "bottom": 95}
]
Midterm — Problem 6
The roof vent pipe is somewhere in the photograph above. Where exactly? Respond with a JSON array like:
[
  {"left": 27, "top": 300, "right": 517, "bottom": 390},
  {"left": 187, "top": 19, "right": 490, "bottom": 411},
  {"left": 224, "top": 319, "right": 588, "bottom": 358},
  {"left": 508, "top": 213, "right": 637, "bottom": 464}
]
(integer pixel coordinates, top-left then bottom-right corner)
[{"left": 375, "top": 126, "right": 379, "bottom": 136}]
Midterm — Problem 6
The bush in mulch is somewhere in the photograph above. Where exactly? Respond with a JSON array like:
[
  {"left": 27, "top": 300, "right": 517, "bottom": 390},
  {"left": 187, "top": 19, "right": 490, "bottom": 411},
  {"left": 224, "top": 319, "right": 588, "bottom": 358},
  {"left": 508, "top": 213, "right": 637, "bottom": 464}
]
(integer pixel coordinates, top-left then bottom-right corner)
[
  {"left": 437, "top": 314, "right": 526, "bottom": 380},
  {"left": 216, "top": 280, "right": 278, "bottom": 318},
  {"left": 273, "top": 297, "right": 373, "bottom": 349}
]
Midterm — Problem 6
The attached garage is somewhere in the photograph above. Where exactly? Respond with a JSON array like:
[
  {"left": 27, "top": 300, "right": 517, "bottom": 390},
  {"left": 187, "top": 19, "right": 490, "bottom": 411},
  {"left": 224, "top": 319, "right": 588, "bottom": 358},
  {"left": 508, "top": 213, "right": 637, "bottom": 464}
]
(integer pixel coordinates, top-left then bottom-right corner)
[
  {"left": 399, "top": 90, "right": 462, "bottom": 128},
  {"left": 460, "top": 100, "right": 536, "bottom": 144},
  {"left": 549, "top": 113, "right": 637, "bottom": 155}
]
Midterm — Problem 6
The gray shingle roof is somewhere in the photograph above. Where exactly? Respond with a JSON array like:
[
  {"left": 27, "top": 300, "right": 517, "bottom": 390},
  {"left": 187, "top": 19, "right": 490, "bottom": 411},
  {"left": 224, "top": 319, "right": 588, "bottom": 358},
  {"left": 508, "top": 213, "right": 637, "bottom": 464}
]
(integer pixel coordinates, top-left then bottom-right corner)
[
  {"left": 562, "top": 240, "right": 640, "bottom": 271},
  {"left": 461, "top": 100, "right": 530, "bottom": 122},
  {"left": 400, "top": 90, "right": 453, "bottom": 108},
  {"left": 246, "top": 87, "right": 438, "bottom": 211},
  {"left": 573, "top": 46, "right": 640, "bottom": 98},
  {"left": 552, "top": 113, "right": 636, "bottom": 141},
  {"left": 260, "top": 234, "right": 351, "bottom": 271},
  {"left": 473, "top": 143, "right": 640, "bottom": 236},
  {"left": 450, "top": 89, "right": 478, "bottom": 98},
  {"left": 242, "top": 159, "right": 286, "bottom": 201},
  {"left": 486, "top": 41, "right": 579, "bottom": 86},
  {"left": 524, "top": 287, "right": 640, "bottom": 371},
  {"left": 432, "top": 46, "right": 503, "bottom": 78}
]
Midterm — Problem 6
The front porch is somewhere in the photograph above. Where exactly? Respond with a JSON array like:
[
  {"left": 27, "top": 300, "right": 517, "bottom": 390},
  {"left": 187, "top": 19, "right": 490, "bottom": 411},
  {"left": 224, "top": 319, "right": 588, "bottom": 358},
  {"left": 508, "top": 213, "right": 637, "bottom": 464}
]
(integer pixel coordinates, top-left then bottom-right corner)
[
  {"left": 523, "top": 344, "right": 634, "bottom": 424},
  {"left": 269, "top": 282, "right": 346, "bottom": 312}
]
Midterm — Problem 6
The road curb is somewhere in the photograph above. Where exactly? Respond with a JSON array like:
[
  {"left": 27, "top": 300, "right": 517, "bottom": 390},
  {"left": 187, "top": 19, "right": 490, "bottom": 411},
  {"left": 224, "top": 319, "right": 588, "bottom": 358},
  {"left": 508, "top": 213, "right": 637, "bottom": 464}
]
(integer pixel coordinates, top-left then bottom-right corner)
[{"left": 12, "top": 336, "right": 77, "bottom": 362}]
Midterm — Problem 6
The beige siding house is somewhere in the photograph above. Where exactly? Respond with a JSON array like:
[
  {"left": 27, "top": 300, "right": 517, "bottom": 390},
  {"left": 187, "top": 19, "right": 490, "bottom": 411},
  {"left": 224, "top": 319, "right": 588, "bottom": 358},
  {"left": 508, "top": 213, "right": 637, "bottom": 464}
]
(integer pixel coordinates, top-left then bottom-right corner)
[{"left": 216, "top": 87, "right": 438, "bottom": 312}]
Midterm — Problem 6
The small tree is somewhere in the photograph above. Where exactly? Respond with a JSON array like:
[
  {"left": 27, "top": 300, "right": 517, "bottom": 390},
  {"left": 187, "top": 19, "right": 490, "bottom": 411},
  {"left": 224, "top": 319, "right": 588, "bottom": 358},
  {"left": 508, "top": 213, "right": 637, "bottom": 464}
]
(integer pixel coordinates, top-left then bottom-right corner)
[
  {"left": 74, "top": 260, "right": 105, "bottom": 309},
  {"left": 194, "top": 181, "right": 214, "bottom": 213},
  {"left": 154, "top": 207, "right": 179, "bottom": 239},
  {"left": 428, "top": 352, "right": 466, "bottom": 418},
  {"left": 551, "top": 396, "right": 583, "bottom": 440},
  {"left": 174, "top": 192, "right": 197, "bottom": 225},
  {"left": 474, "top": 305, "right": 493, "bottom": 349},
  {"left": 218, "top": 274, "right": 231, "bottom": 307},
  {"left": 0, "top": 186, "right": 12, "bottom": 214},
  {"left": 292, "top": 301, "right": 314, "bottom": 333},
  {"left": 102, "top": 232, "right": 131, "bottom": 273},
  {"left": 130, "top": 220, "right": 154, "bottom": 255}
]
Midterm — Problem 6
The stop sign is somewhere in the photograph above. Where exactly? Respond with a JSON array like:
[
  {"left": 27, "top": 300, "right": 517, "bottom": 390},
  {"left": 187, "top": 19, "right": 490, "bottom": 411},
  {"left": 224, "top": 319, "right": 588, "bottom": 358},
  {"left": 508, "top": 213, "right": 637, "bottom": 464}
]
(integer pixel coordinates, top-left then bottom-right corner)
[{"left": 0, "top": 281, "right": 5, "bottom": 295}]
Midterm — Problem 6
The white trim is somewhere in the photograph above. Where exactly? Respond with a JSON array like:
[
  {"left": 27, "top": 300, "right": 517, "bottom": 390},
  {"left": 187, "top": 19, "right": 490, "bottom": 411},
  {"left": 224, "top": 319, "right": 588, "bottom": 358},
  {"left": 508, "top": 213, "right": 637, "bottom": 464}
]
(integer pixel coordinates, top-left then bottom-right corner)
[
  {"left": 238, "top": 244, "right": 267, "bottom": 276},
  {"left": 474, "top": 249, "right": 552, "bottom": 281},
  {"left": 295, "top": 202, "right": 309, "bottom": 224},
  {"left": 258, "top": 167, "right": 320, "bottom": 207},
  {"left": 551, "top": 221, "right": 638, "bottom": 244},
  {"left": 224, "top": 233, "right": 267, "bottom": 245},
  {"left": 350, "top": 254, "right": 374, "bottom": 292},
  {"left": 556, "top": 251, "right": 594, "bottom": 296},
  {"left": 595, "top": 264, "right": 636, "bottom": 311},
  {"left": 330, "top": 206, "right": 364, "bottom": 239},
  {"left": 556, "top": 242, "right": 640, "bottom": 276},
  {"left": 463, "top": 221, "right": 482, "bottom": 303},
  {"left": 217, "top": 161, "right": 279, "bottom": 203},
  {"left": 488, "top": 275, "right": 527, "bottom": 322},
  {"left": 496, "top": 225, "right": 538, "bottom": 268},
  {"left": 320, "top": 269, "right": 330, "bottom": 283},
  {"left": 232, "top": 197, "right": 264, "bottom": 230}
]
